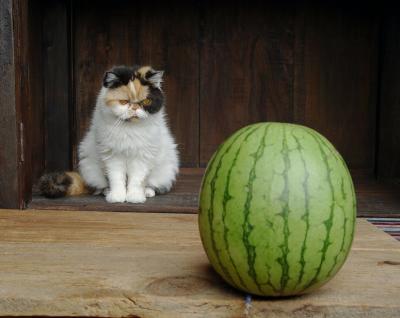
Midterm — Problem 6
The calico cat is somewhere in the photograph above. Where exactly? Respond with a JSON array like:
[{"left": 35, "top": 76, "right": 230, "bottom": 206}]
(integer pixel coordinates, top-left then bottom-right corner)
[{"left": 39, "top": 65, "right": 179, "bottom": 203}]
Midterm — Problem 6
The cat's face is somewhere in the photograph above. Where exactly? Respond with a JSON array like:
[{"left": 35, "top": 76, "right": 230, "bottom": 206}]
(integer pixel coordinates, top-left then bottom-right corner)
[{"left": 102, "top": 65, "right": 164, "bottom": 121}]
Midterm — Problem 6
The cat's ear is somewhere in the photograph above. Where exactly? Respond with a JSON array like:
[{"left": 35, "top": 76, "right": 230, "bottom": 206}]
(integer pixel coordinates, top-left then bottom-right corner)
[
  {"left": 103, "top": 71, "right": 121, "bottom": 88},
  {"left": 146, "top": 69, "right": 164, "bottom": 89}
]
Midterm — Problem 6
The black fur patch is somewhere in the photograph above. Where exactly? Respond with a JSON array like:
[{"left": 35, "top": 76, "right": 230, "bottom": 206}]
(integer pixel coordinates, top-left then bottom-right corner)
[
  {"left": 104, "top": 65, "right": 164, "bottom": 90},
  {"left": 103, "top": 65, "right": 139, "bottom": 88},
  {"left": 143, "top": 86, "right": 164, "bottom": 114},
  {"left": 38, "top": 172, "right": 72, "bottom": 198},
  {"left": 145, "top": 69, "right": 158, "bottom": 79},
  {"left": 154, "top": 187, "right": 169, "bottom": 195}
]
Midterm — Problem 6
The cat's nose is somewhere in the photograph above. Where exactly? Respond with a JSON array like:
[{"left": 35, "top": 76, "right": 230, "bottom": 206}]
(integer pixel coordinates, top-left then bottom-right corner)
[{"left": 129, "top": 103, "right": 140, "bottom": 110}]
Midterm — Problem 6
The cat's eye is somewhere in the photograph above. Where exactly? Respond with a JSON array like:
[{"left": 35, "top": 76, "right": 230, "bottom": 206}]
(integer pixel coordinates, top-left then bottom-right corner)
[
  {"left": 141, "top": 98, "right": 152, "bottom": 106},
  {"left": 119, "top": 100, "right": 129, "bottom": 105}
]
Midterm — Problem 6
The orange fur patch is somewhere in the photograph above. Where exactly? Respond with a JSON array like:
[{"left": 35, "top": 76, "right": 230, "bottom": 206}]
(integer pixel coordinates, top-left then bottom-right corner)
[
  {"left": 65, "top": 172, "right": 88, "bottom": 196},
  {"left": 105, "top": 79, "right": 149, "bottom": 107},
  {"left": 138, "top": 66, "right": 151, "bottom": 77}
]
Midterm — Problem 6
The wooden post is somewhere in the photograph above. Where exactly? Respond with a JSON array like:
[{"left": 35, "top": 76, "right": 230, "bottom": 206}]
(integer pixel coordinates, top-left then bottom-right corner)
[
  {"left": 0, "top": 0, "right": 22, "bottom": 208},
  {"left": 0, "top": 0, "right": 44, "bottom": 209}
]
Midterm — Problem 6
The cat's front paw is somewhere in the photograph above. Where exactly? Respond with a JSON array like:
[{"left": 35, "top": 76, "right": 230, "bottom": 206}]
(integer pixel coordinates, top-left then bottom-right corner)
[
  {"left": 145, "top": 187, "right": 156, "bottom": 198},
  {"left": 105, "top": 189, "right": 126, "bottom": 203},
  {"left": 126, "top": 188, "right": 146, "bottom": 203}
]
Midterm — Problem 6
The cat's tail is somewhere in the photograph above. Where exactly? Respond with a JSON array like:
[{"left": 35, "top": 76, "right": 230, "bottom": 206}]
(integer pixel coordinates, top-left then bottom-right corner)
[{"left": 38, "top": 171, "right": 90, "bottom": 198}]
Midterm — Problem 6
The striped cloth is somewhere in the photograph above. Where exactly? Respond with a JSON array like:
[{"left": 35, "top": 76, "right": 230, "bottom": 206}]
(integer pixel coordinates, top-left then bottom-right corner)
[{"left": 367, "top": 218, "right": 400, "bottom": 241}]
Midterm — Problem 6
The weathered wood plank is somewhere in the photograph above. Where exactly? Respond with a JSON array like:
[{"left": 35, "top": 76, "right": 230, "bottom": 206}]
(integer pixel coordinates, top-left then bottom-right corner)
[
  {"left": 355, "top": 177, "right": 400, "bottom": 217},
  {"left": 294, "top": 3, "right": 379, "bottom": 176},
  {"left": 352, "top": 218, "right": 399, "bottom": 251},
  {"left": 29, "top": 168, "right": 202, "bottom": 213},
  {"left": 29, "top": 192, "right": 199, "bottom": 214},
  {"left": 1, "top": 0, "right": 46, "bottom": 208},
  {"left": 42, "top": 0, "right": 71, "bottom": 171},
  {"left": 25, "top": 0, "right": 45, "bottom": 191},
  {"left": 30, "top": 169, "right": 400, "bottom": 217},
  {"left": 0, "top": 0, "right": 21, "bottom": 208},
  {"left": 0, "top": 212, "right": 398, "bottom": 317},
  {"left": 199, "top": 2, "right": 295, "bottom": 166},
  {"left": 378, "top": 11, "right": 400, "bottom": 181}
]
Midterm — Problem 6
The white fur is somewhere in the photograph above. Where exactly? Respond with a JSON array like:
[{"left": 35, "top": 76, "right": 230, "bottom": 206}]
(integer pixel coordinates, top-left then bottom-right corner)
[
  {"left": 79, "top": 87, "right": 179, "bottom": 203},
  {"left": 148, "top": 71, "right": 164, "bottom": 89}
]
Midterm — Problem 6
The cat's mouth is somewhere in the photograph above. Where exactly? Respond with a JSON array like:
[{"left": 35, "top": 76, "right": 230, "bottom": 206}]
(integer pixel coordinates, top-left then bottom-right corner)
[
  {"left": 123, "top": 114, "right": 140, "bottom": 122},
  {"left": 122, "top": 110, "right": 139, "bottom": 121},
  {"left": 120, "top": 107, "right": 148, "bottom": 122}
]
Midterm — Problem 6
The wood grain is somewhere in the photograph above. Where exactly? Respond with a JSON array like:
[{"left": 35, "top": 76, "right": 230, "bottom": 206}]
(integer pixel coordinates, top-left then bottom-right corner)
[
  {"left": 42, "top": 0, "right": 71, "bottom": 171},
  {"left": 25, "top": 0, "right": 44, "bottom": 190},
  {"left": 47, "top": 1, "right": 383, "bottom": 171},
  {"left": 199, "top": 2, "right": 294, "bottom": 165},
  {"left": 18, "top": 0, "right": 44, "bottom": 207},
  {"left": 378, "top": 12, "right": 400, "bottom": 181},
  {"left": 356, "top": 177, "right": 400, "bottom": 217},
  {"left": 1, "top": 0, "right": 50, "bottom": 209},
  {"left": 295, "top": 3, "right": 379, "bottom": 176},
  {"left": 12, "top": 0, "right": 46, "bottom": 208},
  {"left": 30, "top": 168, "right": 400, "bottom": 217},
  {"left": 0, "top": 0, "right": 21, "bottom": 208},
  {"left": 30, "top": 168, "right": 201, "bottom": 213},
  {"left": 0, "top": 211, "right": 398, "bottom": 317},
  {"left": 74, "top": 1, "right": 199, "bottom": 168}
]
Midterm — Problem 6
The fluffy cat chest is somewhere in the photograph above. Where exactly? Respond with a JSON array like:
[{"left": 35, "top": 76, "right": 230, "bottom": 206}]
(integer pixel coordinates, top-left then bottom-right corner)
[{"left": 97, "top": 128, "right": 159, "bottom": 156}]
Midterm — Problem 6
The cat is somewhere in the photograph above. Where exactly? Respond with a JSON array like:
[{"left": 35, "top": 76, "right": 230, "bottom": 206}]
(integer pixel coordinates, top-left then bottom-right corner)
[{"left": 39, "top": 65, "right": 179, "bottom": 203}]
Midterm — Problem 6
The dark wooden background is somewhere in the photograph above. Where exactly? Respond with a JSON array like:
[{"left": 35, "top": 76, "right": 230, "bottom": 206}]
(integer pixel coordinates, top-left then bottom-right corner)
[
  {"left": 1, "top": 0, "right": 400, "bottom": 208},
  {"left": 42, "top": 0, "right": 386, "bottom": 173}
]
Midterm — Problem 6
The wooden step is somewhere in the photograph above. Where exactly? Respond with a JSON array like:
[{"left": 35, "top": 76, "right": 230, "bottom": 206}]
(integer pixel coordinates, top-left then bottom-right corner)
[{"left": 30, "top": 168, "right": 400, "bottom": 217}]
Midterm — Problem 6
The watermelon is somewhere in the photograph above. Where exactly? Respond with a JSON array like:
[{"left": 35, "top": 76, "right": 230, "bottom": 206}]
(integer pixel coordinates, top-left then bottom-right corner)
[{"left": 198, "top": 122, "right": 356, "bottom": 296}]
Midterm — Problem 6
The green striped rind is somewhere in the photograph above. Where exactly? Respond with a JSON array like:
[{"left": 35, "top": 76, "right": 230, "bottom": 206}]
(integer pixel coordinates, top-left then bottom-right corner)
[
  {"left": 198, "top": 124, "right": 262, "bottom": 290},
  {"left": 198, "top": 122, "right": 356, "bottom": 296}
]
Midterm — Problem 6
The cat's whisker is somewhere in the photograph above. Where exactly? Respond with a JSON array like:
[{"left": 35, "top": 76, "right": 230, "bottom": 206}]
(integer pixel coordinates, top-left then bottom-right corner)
[
  {"left": 105, "top": 118, "right": 123, "bottom": 140},
  {"left": 114, "top": 118, "right": 123, "bottom": 129},
  {"left": 108, "top": 118, "right": 121, "bottom": 132}
]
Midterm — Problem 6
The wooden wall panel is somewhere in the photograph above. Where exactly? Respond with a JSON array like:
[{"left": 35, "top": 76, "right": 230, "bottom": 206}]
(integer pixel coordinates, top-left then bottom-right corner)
[
  {"left": 13, "top": 0, "right": 31, "bottom": 206},
  {"left": 42, "top": 0, "right": 71, "bottom": 172},
  {"left": 1, "top": 0, "right": 391, "bottom": 207},
  {"left": 52, "top": 1, "right": 382, "bottom": 172},
  {"left": 26, "top": 0, "right": 44, "bottom": 186},
  {"left": 294, "top": 4, "right": 379, "bottom": 176},
  {"left": 378, "top": 12, "right": 400, "bottom": 181},
  {"left": 74, "top": 1, "right": 199, "bottom": 167},
  {"left": 0, "top": 0, "right": 20, "bottom": 208},
  {"left": 199, "top": 2, "right": 295, "bottom": 165}
]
